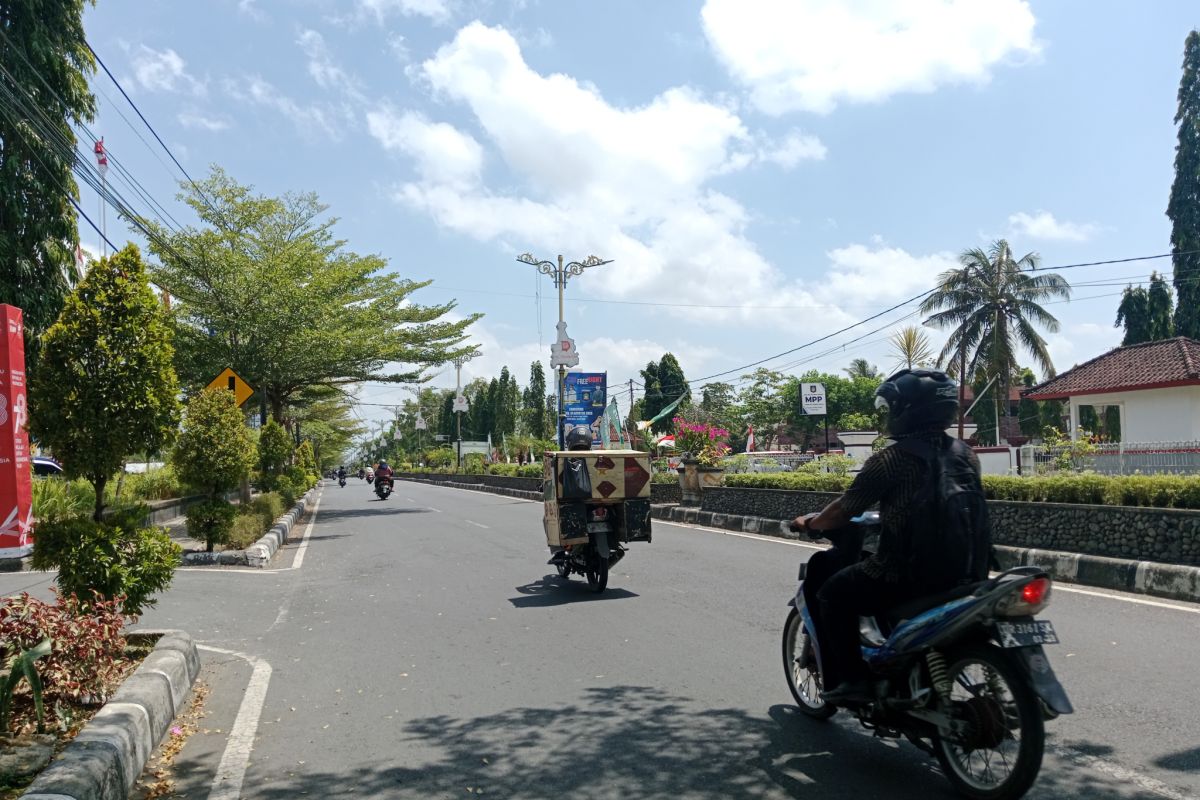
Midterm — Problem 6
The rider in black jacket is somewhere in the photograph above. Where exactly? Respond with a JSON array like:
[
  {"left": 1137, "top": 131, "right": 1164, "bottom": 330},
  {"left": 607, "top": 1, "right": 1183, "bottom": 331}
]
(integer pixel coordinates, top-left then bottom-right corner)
[{"left": 792, "top": 369, "right": 978, "bottom": 704}]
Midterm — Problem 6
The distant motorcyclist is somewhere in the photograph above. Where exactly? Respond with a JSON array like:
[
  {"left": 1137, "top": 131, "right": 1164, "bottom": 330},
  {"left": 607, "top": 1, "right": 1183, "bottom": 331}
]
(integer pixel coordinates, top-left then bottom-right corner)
[
  {"left": 790, "top": 368, "right": 982, "bottom": 705},
  {"left": 337, "top": 465, "right": 347, "bottom": 479},
  {"left": 376, "top": 460, "right": 394, "bottom": 485}
]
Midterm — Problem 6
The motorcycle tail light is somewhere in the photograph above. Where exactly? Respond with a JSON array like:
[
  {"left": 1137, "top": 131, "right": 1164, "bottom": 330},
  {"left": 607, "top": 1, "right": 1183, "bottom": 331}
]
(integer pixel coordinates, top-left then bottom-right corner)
[
  {"left": 996, "top": 576, "right": 1053, "bottom": 617},
  {"left": 590, "top": 507, "right": 608, "bottom": 520}
]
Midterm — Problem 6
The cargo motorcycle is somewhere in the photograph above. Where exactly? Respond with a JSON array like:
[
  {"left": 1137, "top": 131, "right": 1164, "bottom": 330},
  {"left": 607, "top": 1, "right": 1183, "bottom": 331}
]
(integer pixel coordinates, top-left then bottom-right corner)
[{"left": 783, "top": 512, "right": 1072, "bottom": 799}]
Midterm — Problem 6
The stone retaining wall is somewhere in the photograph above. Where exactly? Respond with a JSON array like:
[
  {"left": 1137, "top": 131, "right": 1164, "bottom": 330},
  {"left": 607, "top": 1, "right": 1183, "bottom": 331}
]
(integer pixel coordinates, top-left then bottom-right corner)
[
  {"left": 398, "top": 472, "right": 681, "bottom": 504},
  {"left": 698, "top": 486, "right": 1200, "bottom": 567}
]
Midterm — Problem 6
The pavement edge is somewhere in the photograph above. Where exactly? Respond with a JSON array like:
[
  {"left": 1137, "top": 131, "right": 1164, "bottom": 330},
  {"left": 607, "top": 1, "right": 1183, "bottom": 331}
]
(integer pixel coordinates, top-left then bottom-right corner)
[
  {"left": 180, "top": 484, "right": 318, "bottom": 568},
  {"left": 21, "top": 629, "right": 201, "bottom": 800}
]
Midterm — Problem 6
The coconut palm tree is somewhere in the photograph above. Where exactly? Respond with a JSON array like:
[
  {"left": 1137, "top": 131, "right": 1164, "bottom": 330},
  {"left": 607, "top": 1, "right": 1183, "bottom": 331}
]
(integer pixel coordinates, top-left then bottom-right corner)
[
  {"left": 888, "top": 325, "right": 935, "bottom": 371},
  {"left": 919, "top": 240, "right": 1071, "bottom": 436},
  {"left": 843, "top": 358, "right": 880, "bottom": 380}
]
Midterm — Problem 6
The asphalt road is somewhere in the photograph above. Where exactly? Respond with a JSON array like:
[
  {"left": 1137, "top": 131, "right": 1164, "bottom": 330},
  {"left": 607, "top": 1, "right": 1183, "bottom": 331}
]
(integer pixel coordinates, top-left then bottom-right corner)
[{"left": 6, "top": 479, "right": 1199, "bottom": 799}]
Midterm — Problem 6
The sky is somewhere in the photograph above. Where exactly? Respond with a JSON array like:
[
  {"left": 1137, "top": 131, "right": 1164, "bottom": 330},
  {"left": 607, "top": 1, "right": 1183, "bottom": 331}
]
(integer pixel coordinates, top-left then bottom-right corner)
[{"left": 76, "top": 0, "right": 1200, "bottom": 431}]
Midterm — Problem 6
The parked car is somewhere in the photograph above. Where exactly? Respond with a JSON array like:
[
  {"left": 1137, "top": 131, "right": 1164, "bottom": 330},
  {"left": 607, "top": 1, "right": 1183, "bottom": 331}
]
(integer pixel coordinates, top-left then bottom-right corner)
[{"left": 32, "top": 457, "right": 63, "bottom": 476}]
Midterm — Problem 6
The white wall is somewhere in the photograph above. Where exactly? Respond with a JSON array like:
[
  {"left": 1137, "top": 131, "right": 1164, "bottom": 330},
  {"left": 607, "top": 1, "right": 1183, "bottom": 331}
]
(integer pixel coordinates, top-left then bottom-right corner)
[{"left": 1069, "top": 386, "right": 1200, "bottom": 443}]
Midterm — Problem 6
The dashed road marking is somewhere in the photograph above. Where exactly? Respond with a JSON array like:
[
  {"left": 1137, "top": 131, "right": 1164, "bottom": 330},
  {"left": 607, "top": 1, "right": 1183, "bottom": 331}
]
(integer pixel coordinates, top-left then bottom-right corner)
[{"left": 199, "top": 644, "right": 273, "bottom": 800}]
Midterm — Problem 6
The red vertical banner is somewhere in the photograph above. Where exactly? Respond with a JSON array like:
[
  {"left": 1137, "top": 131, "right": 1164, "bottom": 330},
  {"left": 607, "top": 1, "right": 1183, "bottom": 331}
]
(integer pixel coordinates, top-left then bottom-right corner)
[{"left": 0, "top": 305, "right": 33, "bottom": 551}]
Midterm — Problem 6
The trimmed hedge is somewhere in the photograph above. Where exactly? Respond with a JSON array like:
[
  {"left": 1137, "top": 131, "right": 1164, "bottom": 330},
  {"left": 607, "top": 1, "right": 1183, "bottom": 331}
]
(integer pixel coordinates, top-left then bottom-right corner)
[
  {"left": 407, "top": 464, "right": 542, "bottom": 479},
  {"left": 727, "top": 471, "right": 1200, "bottom": 510}
]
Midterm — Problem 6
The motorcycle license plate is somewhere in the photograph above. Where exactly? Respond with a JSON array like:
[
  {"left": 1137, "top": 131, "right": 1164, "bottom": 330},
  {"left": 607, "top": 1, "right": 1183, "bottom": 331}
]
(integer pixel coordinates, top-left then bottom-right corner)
[
  {"left": 587, "top": 522, "right": 610, "bottom": 533},
  {"left": 996, "top": 619, "right": 1059, "bottom": 648}
]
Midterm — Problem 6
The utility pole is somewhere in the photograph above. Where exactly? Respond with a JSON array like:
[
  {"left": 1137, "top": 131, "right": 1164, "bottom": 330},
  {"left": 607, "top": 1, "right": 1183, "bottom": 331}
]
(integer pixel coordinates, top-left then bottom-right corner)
[
  {"left": 94, "top": 138, "right": 107, "bottom": 258},
  {"left": 517, "top": 252, "right": 612, "bottom": 449}
]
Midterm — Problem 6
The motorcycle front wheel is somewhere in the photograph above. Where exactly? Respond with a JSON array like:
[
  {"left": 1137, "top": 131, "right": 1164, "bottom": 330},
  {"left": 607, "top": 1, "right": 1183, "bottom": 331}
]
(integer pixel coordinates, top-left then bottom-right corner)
[
  {"left": 782, "top": 607, "right": 836, "bottom": 719},
  {"left": 932, "top": 644, "right": 1045, "bottom": 800}
]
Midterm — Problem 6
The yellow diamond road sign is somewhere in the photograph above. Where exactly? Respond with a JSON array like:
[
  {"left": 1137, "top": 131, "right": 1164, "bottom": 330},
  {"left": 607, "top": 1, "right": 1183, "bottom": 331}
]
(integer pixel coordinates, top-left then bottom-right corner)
[{"left": 206, "top": 368, "right": 254, "bottom": 408}]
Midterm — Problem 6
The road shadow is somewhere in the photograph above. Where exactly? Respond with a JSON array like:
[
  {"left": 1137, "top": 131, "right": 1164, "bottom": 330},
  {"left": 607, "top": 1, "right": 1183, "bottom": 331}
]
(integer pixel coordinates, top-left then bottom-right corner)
[
  {"left": 303, "top": 534, "right": 351, "bottom": 542},
  {"left": 316, "top": 507, "right": 432, "bottom": 522},
  {"left": 508, "top": 575, "right": 639, "bottom": 607},
  {"left": 245, "top": 685, "right": 1165, "bottom": 800},
  {"left": 1155, "top": 746, "right": 1200, "bottom": 772}
]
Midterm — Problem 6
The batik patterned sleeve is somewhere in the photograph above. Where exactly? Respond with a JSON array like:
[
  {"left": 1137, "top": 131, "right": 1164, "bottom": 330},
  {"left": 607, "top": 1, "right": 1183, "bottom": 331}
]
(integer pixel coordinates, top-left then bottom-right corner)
[{"left": 838, "top": 447, "right": 901, "bottom": 518}]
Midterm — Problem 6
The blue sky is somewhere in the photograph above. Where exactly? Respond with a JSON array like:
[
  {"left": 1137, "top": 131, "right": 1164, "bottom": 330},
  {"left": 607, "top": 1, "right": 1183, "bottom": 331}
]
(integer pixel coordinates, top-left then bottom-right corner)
[{"left": 78, "top": 0, "right": 1200, "bottom": 426}]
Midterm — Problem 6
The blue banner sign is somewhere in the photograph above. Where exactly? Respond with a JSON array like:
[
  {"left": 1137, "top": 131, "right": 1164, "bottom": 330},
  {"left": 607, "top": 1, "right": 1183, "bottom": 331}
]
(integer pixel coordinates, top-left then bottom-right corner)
[{"left": 562, "top": 372, "right": 607, "bottom": 443}]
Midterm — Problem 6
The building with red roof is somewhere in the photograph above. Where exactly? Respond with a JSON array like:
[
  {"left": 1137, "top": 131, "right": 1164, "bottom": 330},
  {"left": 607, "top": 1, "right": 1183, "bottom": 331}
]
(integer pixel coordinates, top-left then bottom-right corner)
[{"left": 1024, "top": 337, "right": 1200, "bottom": 442}]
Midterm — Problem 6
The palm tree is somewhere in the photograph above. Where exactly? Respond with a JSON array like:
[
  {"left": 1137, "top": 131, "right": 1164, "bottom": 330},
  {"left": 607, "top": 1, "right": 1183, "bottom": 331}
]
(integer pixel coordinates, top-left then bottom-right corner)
[
  {"left": 888, "top": 325, "right": 935, "bottom": 371},
  {"left": 844, "top": 358, "right": 880, "bottom": 380},
  {"left": 920, "top": 240, "right": 1071, "bottom": 437}
]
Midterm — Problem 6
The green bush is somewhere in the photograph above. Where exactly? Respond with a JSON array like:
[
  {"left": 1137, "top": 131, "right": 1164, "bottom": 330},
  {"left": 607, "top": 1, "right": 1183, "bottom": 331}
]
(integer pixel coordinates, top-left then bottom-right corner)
[
  {"left": 32, "top": 477, "right": 95, "bottom": 521},
  {"left": 172, "top": 388, "right": 256, "bottom": 499},
  {"left": 185, "top": 499, "right": 237, "bottom": 552},
  {"left": 257, "top": 420, "right": 292, "bottom": 490},
  {"left": 982, "top": 473, "right": 1200, "bottom": 509},
  {"left": 487, "top": 463, "right": 519, "bottom": 477},
  {"left": 725, "top": 473, "right": 853, "bottom": 493},
  {"left": 30, "top": 516, "right": 179, "bottom": 618},
  {"left": 249, "top": 493, "right": 286, "bottom": 529},
  {"left": 517, "top": 464, "right": 542, "bottom": 479},
  {"left": 111, "top": 466, "right": 183, "bottom": 503},
  {"left": 651, "top": 469, "right": 678, "bottom": 484},
  {"left": 228, "top": 513, "right": 266, "bottom": 550},
  {"left": 275, "top": 478, "right": 299, "bottom": 508},
  {"left": 463, "top": 453, "right": 486, "bottom": 473}
]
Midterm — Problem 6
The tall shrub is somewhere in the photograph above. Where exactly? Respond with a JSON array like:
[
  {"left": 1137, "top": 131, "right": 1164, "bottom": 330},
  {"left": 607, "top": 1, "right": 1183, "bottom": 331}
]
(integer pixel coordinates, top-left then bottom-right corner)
[
  {"left": 29, "top": 244, "right": 181, "bottom": 520},
  {"left": 257, "top": 419, "right": 292, "bottom": 489},
  {"left": 173, "top": 389, "right": 256, "bottom": 551}
]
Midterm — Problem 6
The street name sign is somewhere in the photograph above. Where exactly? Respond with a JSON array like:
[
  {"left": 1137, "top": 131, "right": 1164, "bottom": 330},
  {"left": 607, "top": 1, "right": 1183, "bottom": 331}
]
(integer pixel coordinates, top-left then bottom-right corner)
[{"left": 206, "top": 368, "right": 254, "bottom": 408}]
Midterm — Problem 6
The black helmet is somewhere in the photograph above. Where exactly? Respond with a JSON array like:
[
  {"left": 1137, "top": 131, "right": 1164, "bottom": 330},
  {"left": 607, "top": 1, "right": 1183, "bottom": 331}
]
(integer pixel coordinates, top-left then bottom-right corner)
[
  {"left": 378, "top": 460, "right": 389, "bottom": 470},
  {"left": 564, "top": 425, "right": 594, "bottom": 451},
  {"left": 874, "top": 368, "right": 959, "bottom": 436}
]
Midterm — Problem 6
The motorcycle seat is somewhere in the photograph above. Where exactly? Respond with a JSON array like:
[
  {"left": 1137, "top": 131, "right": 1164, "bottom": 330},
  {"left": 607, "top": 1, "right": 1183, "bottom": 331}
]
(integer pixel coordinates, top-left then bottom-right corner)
[{"left": 884, "top": 581, "right": 984, "bottom": 627}]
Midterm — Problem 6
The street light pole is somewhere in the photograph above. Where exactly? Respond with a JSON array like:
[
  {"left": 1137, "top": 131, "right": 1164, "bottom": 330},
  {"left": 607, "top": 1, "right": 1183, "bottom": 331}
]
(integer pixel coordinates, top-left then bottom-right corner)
[
  {"left": 452, "top": 353, "right": 477, "bottom": 471},
  {"left": 516, "top": 252, "right": 612, "bottom": 449}
]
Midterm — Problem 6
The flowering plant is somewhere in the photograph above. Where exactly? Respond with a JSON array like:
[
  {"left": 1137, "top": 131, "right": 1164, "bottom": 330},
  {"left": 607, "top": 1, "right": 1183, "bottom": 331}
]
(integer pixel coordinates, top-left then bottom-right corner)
[{"left": 673, "top": 417, "right": 731, "bottom": 468}]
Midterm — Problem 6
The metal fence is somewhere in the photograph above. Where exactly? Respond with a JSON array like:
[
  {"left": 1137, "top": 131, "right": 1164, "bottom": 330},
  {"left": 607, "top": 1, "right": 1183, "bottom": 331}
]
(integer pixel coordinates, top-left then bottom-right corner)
[{"left": 1022, "top": 441, "right": 1200, "bottom": 475}]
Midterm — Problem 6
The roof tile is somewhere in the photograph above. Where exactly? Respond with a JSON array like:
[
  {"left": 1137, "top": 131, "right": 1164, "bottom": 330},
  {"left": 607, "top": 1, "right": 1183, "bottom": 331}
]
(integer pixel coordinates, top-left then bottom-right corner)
[{"left": 1025, "top": 337, "right": 1200, "bottom": 399}]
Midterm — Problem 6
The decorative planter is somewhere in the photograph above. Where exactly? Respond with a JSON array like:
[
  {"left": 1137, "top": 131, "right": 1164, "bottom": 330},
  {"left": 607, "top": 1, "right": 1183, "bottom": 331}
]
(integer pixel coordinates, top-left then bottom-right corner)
[
  {"left": 677, "top": 460, "right": 701, "bottom": 506},
  {"left": 698, "top": 466, "right": 726, "bottom": 490}
]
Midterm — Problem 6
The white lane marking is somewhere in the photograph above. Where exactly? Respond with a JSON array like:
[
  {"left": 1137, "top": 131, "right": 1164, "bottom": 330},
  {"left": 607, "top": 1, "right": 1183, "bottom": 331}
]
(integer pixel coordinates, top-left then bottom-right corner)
[
  {"left": 290, "top": 493, "right": 322, "bottom": 570},
  {"left": 464, "top": 519, "right": 489, "bottom": 529},
  {"left": 658, "top": 520, "right": 1200, "bottom": 614},
  {"left": 427, "top": 506, "right": 443, "bottom": 513},
  {"left": 198, "top": 645, "right": 273, "bottom": 800},
  {"left": 1051, "top": 744, "right": 1197, "bottom": 800}
]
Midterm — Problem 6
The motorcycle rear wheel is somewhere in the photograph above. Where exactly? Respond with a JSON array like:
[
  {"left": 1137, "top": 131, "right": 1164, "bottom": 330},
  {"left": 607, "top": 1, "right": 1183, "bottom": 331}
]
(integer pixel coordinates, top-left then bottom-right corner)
[
  {"left": 782, "top": 608, "right": 836, "bottom": 720},
  {"left": 585, "top": 555, "right": 608, "bottom": 593},
  {"left": 555, "top": 562, "right": 570, "bottom": 579},
  {"left": 932, "top": 644, "right": 1044, "bottom": 800}
]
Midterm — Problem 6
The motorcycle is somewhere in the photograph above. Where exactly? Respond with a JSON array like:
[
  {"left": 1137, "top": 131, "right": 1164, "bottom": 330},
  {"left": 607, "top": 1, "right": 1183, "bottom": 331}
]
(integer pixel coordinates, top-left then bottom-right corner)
[
  {"left": 374, "top": 474, "right": 393, "bottom": 500},
  {"left": 783, "top": 512, "right": 1071, "bottom": 800},
  {"left": 338, "top": 475, "right": 346, "bottom": 488}
]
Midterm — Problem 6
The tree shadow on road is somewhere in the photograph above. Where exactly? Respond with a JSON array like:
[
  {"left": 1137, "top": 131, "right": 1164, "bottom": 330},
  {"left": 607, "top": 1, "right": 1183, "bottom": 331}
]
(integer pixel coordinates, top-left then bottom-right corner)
[
  {"left": 317, "top": 507, "right": 433, "bottom": 522},
  {"left": 245, "top": 684, "right": 1166, "bottom": 800},
  {"left": 1155, "top": 746, "right": 1200, "bottom": 772},
  {"left": 508, "top": 575, "right": 639, "bottom": 608}
]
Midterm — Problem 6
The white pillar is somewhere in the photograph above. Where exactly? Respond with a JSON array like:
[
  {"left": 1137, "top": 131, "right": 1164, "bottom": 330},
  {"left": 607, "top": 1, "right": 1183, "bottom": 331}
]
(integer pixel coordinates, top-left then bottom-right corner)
[{"left": 1069, "top": 398, "right": 1080, "bottom": 442}]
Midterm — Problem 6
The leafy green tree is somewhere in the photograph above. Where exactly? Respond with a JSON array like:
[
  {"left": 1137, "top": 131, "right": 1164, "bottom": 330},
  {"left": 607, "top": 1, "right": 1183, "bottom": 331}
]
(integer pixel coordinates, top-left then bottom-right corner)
[
  {"left": 0, "top": 0, "right": 95, "bottom": 373},
  {"left": 523, "top": 361, "right": 550, "bottom": 438},
  {"left": 294, "top": 440, "right": 318, "bottom": 477},
  {"left": 843, "top": 358, "right": 880, "bottom": 380},
  {"left": 639, "top": 360, "right": 664, "bottom": 426},
  {"left": 1169, "top": 30, "right": 1200, "bottom": 338},
  {"left": 1018, "top": 371, "right": 1042, "bottom": 438},
  {"left": 888, "top": 325, "right": 935, "bottom": 371},
  {"left": 1147, "top": 272, "right": 1175, "bottom": 340},
  {"left": 257, "top": 419, "right": 292, "bottom": 488},
  {"left": 440, "top": 393, "right": 456, "bottom": 440},
  {"left": 784, "top": 373, "right": 881, "bottom": 446},
  {"left": 920, "top": 239, "right": 1071, "bottom": 437},
  {"left": 495, "top": 366, "right": 519, "bottom": 438},
  {"left": 657, "top": 353, "right": 691, "bottom": 408},
  {"left": 1115, "top": 285, "right": 1152, "bottom": 345},
  {"left": 29, "top": 245, "right": 181, "bottom": 520},
  {"left": 737, "top": 369, "right": 789, "bottom": 448},
  {"left": 173, "top": 389, "right": 256, "bottom": 500},
  {"left": 148, "top": 168, "right": 479, "bottom": 421}
]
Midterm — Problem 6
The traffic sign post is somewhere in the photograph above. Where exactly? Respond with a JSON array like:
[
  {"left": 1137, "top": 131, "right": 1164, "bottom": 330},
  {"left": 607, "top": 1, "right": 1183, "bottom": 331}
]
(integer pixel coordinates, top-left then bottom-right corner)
[{"left": 206, "top": 367, "right": 255, "bottom": 408}]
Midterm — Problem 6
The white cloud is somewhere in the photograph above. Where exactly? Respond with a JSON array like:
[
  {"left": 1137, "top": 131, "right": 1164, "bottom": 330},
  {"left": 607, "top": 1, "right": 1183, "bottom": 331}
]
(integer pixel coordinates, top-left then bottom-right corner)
[
  {"left": 1008, "top": 210, "right": 1099, "bottom": 243},
  {"left": 237, "top": 0, "right": 267, "bottom": 21},
  {"left": 367, "top": 107, "right": 483, "bottom": 186},
  {"left": 822, "top": 243, "right": 957, "bottom": 306},
  {"left": 177, "top": 109, "right": 231, "bottom": 131},
  {"left": 758, "top": 130, "right": 827, "bottom": 169},
  {"left": 1045, "top": 322, "right": 1122, "bottom": 375},
  {"left": 131, "top": 46, "right": 205, "bottom": 95},
  {"left": 358, "top": 0, "right": 452, "bottom": 24},
  {"left": 223, "top": 76, "right": 349, "bottom": 139},
  {"left": 296, "top": 29, "right": 366, "bottom": 104},
  {"left": 701, "top": 0, "right": 1039, "bottom": 114}
]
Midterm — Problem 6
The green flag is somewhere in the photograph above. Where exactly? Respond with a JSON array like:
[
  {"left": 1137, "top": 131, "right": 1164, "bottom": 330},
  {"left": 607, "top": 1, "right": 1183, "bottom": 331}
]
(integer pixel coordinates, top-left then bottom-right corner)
[{"left": 637, "top": 391, "right": 687, "bottom": 432}]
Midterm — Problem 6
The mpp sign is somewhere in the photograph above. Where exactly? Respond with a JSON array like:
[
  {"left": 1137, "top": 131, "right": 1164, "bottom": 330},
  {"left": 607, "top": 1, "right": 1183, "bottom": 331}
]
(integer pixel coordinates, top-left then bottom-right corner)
[{"left": 801, "top": 382, "right": 827, "bottom": 416}]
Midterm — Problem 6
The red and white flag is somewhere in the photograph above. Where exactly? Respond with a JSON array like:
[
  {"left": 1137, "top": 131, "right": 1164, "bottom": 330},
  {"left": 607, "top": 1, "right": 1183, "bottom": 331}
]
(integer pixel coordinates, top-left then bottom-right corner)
[
  {"left": 93, "top": 138, "right": 108, "bottom": 175},
  {"left": 745, "top": 425, "right": 755, "bottom": 453}
]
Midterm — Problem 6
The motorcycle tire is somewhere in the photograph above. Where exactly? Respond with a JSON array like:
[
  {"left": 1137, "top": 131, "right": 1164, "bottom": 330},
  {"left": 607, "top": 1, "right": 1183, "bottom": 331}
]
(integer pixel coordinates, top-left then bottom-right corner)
[
  {"left": 781, "top": 607, "right": 836, "bottom": 720},
  {"left": 555, "top": 562, "right": 570, "bottom": 579},
  {"left": 931, "top": 644, "right": 1045, "bottom": 800},
  {"left": 585, "top": 556, "right": 608, "bottom": 593}
]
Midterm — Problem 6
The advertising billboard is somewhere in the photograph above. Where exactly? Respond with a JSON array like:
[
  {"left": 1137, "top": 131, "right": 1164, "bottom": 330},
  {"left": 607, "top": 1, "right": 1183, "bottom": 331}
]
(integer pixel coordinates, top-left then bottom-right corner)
[{"left": 562, "top": 372, "right": 607, "bottom": 444}]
